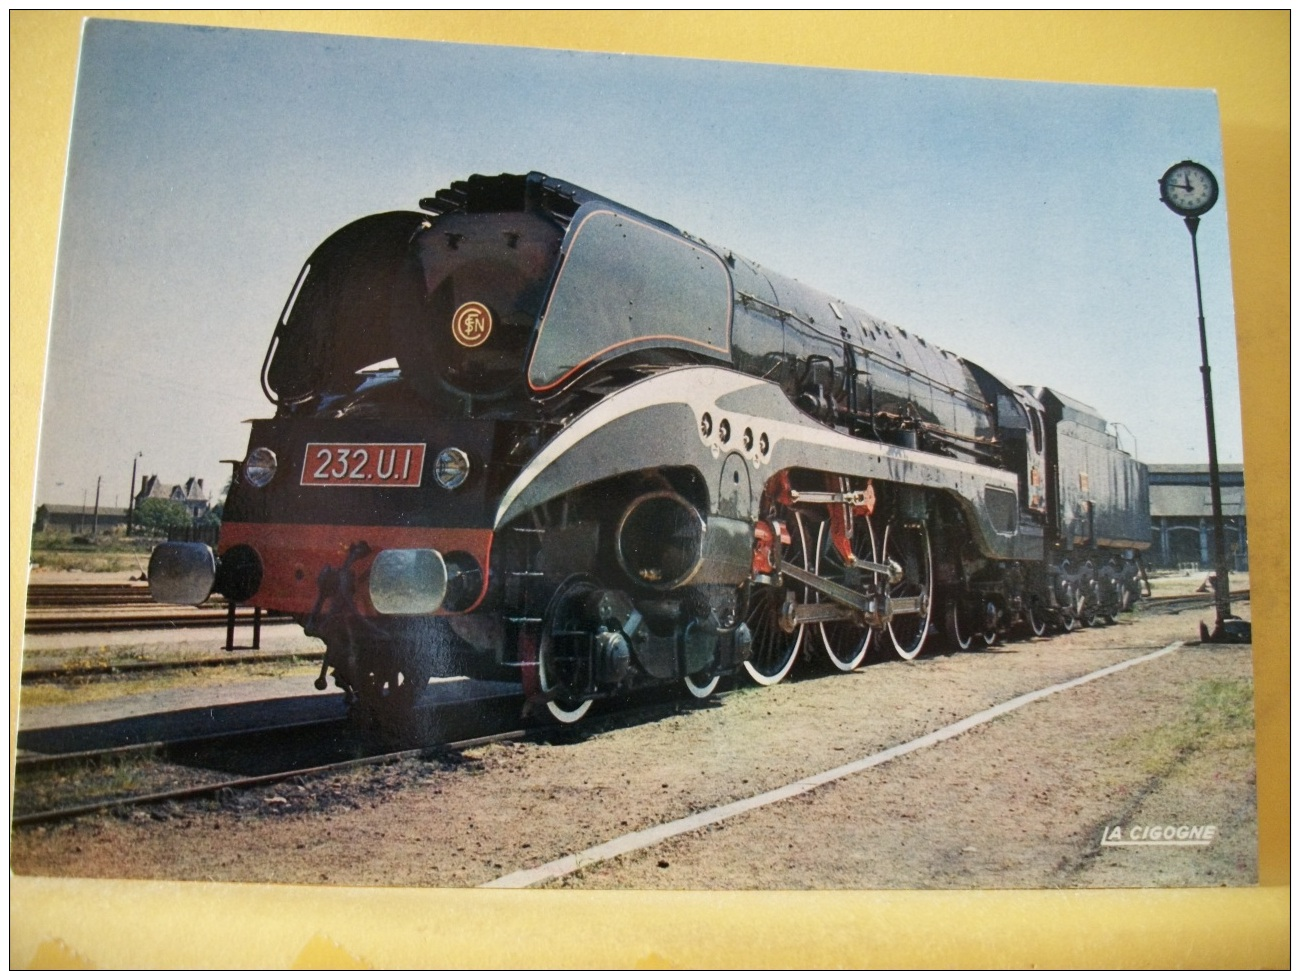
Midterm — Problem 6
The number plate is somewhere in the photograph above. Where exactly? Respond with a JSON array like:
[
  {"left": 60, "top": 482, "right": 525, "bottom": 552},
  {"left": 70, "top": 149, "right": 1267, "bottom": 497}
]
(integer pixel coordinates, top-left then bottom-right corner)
[{"left": 301, "top": 443, "right": 426, "bottom": 487}]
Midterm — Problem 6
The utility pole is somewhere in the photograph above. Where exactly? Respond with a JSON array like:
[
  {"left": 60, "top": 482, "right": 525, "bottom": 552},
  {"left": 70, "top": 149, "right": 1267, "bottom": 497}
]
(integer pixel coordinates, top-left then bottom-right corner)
[{"left": 127, "top": 452, "right": 143, "bottom": 536}]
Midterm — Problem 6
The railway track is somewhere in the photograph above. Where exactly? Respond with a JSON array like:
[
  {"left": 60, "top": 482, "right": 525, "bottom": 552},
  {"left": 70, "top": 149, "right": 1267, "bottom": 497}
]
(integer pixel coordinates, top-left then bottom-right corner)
[
  {"left": 25, "top": 581, "right": 155, "bottom": 608},
  {"left": 10, "top": 710, "right": 642, "bottom": 827},
  {"left": 11, "top": 726, "right": 543, "bottom": 828},
  {"left": 11, "top": 675, "right": 734, "bottom": 828},
  {"left": 23, "top": 581, "right": 293, "bottom": 633},
  {"left": 13, "top": 717, "right": 387, "bottom": 826},
  {"left": 24, "top": 609, "right": 292, "bottom": 633},
  {"left": 13, "top": 669, "right": 529, "bottom": 826},
  {"left": 1136, "top": 588, "right": 1250, "bottom": 616},
  {"left": 19, "top": 650, "right": 326, "bottom": 684}
]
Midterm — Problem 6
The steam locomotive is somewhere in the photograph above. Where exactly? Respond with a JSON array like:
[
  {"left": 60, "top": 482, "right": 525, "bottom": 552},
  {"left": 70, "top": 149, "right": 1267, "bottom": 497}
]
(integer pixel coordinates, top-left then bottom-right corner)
[{"left": 150, "top": 172, "right": 1150, "bottom": 726}]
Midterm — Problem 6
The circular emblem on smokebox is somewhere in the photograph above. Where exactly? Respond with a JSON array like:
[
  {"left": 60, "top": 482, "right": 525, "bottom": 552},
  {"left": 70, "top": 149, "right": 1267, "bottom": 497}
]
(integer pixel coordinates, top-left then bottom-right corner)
[{"left": 451, "top": 301, "right": 493, "bottom": 348}]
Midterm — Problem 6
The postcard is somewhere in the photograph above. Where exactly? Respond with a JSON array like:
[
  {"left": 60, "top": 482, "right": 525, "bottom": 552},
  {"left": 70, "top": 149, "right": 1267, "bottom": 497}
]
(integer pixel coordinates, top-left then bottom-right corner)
[{"left": 11, "top": 14, "right": 1283, "bottom": 969}]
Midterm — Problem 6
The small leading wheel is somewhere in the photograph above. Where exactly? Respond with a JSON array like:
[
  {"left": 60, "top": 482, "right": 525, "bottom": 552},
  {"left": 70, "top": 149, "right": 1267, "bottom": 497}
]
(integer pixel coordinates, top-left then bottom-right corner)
[
  {"left": 743, "top": 510, "right": 811, "bottom": 686},
  {"left": 815, "top": 507, "right": 876, "bottom": 671},
  {"left": 351, "top": 640, "right": 434, "bottom": 714},
  {"left": 537, "top": 577, "right": 598, "bottom": 724},
  {"left": 945, "top": 599, "right": 974, "bottom": 651},
  {"left": 684, "top": 671, "right": 720, "bottom": 699},
  {"left": 1055, "top": 561, "right": 1079, "bottom": 633},
  {"left": 882, "top": 520, "right": 933, "bottom": 661}
]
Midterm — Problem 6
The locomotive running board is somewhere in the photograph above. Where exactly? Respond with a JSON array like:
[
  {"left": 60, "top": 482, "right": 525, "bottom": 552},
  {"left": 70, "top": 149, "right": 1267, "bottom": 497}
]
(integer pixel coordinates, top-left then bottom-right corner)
[{"left": 776, "top": 560, "right": 923, "bottom": 623}]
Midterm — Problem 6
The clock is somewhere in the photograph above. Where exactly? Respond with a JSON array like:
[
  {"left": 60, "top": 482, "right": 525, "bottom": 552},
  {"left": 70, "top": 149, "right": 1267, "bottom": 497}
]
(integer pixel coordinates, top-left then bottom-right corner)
[{"left": 1159, "top": 160, "right": 1219, "bottom": 217}]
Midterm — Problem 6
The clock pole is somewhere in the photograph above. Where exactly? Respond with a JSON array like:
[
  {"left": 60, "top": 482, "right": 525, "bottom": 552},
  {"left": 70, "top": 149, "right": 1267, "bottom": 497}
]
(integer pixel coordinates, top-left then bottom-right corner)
[
  {"left": 1183, "top": 214, "right": 1233, "bottom": 638},
  {"left": 1158, "top": 161, "right": 1240, "bottom": 642}
]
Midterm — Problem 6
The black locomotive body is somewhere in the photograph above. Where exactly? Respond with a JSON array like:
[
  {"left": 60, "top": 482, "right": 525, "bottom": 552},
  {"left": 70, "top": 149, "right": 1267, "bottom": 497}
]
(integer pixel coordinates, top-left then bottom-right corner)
[{"left": 150, "top": 172, "right": 1150, "bottom": 725}]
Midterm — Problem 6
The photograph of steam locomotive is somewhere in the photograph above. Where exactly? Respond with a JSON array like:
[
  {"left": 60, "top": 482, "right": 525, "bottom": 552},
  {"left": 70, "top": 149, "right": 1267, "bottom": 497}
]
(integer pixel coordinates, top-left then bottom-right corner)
[
  {"left": 20, "top": 18, "right": 1254, "bottom": 896},
  {"left": 152, "top": 169, "right": 1152, "bottom": 725}
]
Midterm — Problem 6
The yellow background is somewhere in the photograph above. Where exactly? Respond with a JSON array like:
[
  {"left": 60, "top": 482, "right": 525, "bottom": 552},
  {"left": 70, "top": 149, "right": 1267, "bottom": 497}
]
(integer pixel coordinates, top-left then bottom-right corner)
[{"left": 11, "top": 11, "right": 1289, "bottom": 968}]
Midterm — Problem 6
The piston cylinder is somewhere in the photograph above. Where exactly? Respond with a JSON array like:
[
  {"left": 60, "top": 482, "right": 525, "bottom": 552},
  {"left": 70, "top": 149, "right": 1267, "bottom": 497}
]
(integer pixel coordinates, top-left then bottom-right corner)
[{"left": 614, "top": 491, "right": 752, "bottom": 590}]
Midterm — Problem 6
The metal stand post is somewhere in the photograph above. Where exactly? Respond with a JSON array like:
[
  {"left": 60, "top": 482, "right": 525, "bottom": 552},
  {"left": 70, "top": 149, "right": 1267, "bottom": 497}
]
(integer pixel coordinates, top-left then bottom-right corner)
[
  {"left": 1183, "top": 220, "right": 1248, "bottom": 644},
  {"left": 223, "top": 600, "right": 263, "bottom": 651},
  {"left": 1185, "top": 217, "right": 1232, "bottom": 636}
]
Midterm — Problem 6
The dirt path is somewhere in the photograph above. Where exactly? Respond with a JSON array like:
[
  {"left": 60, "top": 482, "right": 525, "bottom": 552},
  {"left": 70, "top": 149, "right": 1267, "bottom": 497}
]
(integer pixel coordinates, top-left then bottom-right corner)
[{"left": 11, "top": 604, "right": 1255, "bottom": 890}]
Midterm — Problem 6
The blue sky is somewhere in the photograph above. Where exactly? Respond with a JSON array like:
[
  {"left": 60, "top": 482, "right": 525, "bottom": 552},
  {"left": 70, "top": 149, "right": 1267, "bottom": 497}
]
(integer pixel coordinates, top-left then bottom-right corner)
[{"left": 36, "top": 20, "right": 1240, "bottom": 508}]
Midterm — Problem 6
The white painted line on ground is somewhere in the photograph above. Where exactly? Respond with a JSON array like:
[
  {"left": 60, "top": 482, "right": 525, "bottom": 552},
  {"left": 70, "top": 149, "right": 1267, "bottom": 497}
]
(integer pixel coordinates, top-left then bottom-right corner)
[{"left": 482, "top": 640, "right": 1184, "bottom": 889}]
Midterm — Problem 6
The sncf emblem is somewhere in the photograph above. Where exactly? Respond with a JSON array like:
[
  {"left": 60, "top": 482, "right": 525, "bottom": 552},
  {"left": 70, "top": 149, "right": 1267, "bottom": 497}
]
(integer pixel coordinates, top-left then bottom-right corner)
[{"left": 452, "top": 301, "right": 493, "bottom": 348}]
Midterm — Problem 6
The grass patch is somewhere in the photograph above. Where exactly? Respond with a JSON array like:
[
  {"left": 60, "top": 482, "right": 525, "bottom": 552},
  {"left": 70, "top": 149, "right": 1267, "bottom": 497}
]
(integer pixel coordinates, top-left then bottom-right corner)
[
  {"left": 14, "top": 754, "right": 155, "bottom": 815},
  {"left": 19, "top": 658, "right": 320, "bottom": 708},
  {"left": 1115, "top": 677, "right": 1255, "bottom": 777},
  {"left": 30, "top": 532, "right": 154, "bottom": 552},
  {"left": 1186, "top": 678, "right": 1254, "bottom": 750},
  {"left": 28, "top": 532, "right": 157, "bottom": 573},
  {"left": 29, "top": 550, "right": 151, "bottom": 573}
]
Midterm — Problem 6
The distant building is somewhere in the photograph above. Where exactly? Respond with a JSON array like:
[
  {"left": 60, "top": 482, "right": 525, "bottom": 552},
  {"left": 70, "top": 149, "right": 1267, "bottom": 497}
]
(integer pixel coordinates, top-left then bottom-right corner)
[
  {"left": 1148, "top": 464, "right": 1247, "bottom": 571},
  {"left": 134, "top": 475, "right": 211, "bottom": 519},
  {"left": 33, "top": 504, "right": 128, "bottom": 533}
]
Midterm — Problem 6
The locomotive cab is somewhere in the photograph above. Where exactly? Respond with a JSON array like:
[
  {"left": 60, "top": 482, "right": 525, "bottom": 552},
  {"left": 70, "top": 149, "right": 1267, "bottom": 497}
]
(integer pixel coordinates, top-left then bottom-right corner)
[{"left": 261, "top": 210, "right": 429, "bottom": 411}]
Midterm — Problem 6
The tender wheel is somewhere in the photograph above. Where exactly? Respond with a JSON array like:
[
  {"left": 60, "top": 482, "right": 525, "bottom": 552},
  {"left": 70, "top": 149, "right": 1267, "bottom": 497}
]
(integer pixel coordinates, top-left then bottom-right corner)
[
  {"left": 815, "top": 508, "right": 876, "bottom": 671},
  {"left": 1055, "top": 561, "right": 1079, "bottom": 632},
  {"left": 882, "top": 520, "right": 933, "bottom": 661},
  {"left": 1026, "top": 602, "right": 1048, "bottom": 638},
  {"left": 977, "top": 599, "right": 1000, "bottom": 646},
  {"left": 743, "top": 511, "right": 811, "bottom": 686},
  {"left": 684, "top": 671, "right": 720, "bottom": 699},
  {"left": 1076, "top": 563, "right": 1100, "bottom": 628},
  {"left": 537, "top": 577, "right": 597, "bottom": 724},
  {"left": 1119, "top": 563, "right": 1141, "bottom": 613},
  {"left": 1098, "top": 563, "right": 1119, "bottom": 624},
  {"left": 945, "top": 599, "right": 974, "bottom": 651}
]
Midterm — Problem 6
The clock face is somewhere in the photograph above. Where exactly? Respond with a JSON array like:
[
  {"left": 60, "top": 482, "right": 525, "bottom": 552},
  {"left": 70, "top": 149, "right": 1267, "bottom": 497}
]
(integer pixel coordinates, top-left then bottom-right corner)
[{"left": 1160, "top": 161, "right": 1219, "bottom": 217}]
